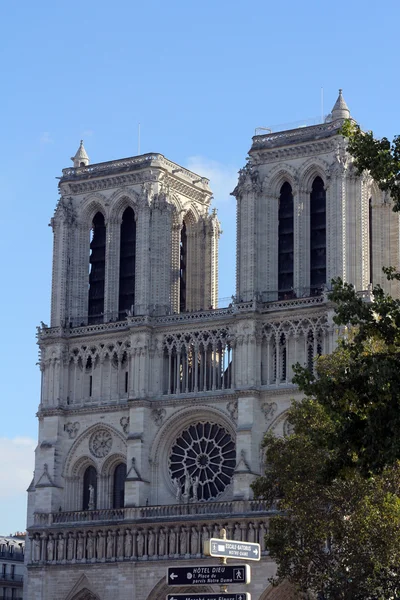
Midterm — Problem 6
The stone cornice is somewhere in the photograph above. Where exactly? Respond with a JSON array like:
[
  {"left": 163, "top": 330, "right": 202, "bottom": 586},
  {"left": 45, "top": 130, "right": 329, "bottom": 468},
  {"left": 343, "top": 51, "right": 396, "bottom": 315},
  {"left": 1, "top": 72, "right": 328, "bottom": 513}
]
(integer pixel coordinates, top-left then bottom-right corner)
[
  {"left": 250, "top": 139, "right": 339, "bottom": 165},
  {"left": 59, "top": 153, "right": 212, "bottom": 204}
]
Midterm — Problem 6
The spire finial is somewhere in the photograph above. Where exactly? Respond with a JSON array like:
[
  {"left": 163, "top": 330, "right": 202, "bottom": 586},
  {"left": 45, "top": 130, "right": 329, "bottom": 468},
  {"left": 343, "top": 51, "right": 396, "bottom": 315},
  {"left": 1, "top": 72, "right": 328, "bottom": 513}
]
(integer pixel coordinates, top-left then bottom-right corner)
[
  {"left": 331, "top": 89, "right": 350, "bottom": 120},
  {"left": 71, "top": 140, "right": 90, "bottom": 168}
]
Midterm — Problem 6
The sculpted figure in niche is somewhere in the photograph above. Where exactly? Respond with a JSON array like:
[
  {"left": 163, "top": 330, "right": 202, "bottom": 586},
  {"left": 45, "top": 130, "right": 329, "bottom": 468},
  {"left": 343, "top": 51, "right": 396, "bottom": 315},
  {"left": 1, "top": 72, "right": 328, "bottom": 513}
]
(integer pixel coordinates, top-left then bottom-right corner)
[
  {"left": 33, "top": 535, "right": 41, "bottom": 562},
  {"left": 172, "top": 477, "right": 182, "bottom": 503},
  {"left": 106, "top": 532, "right": 114, "bottom": 559},
  {"left": 148, "top": 529, "right": 155, "bottom": 556},
  {"left": 46, "top": 535, "right": 54, "bottom": 561},
  {"left": 180, "top": 527, "right": 187, "bottom": 555},
  {"left": 97, "top": 532, "right": 105, "bottom": 559},
  {"left": 57, "top": 533, "right": 65, "bottom": 561},
  {"left": 124, "top": 529, "right": 132, "bottom": 558},
  {"left": 248, "top": 523, "right": 255, "bottom": 543},
  {"left": 259, "top": 523, "right": 266, "bottom": 552},
  {"left": 67, "top": 533, "right": 75, "bottom": 561},
  {"left": 76, "top": 533, "right": 84, "bottom": 560},
  {"left": 117, "top": 530, "right": 124, "bottom": 558},
  {"left": 159, "top": 528, "right": 166, "bottom": 556},
  {"left": 86, "top": 533, "right": 94, "bottom": 560},
  {"left": 137, "top": 530, "right": 144, "bottom": 557},
  {"left": 191, "top": 527, "right": 199, "bottom": 555},
  {"left": 169, "top": 529, "right": 176, "bottom": 555},
  {"left": 234, "top": 524, "right": 241, "bottom": 541},
  {"left": 202, "top": 526, "right": 209, "bottom": 548}
]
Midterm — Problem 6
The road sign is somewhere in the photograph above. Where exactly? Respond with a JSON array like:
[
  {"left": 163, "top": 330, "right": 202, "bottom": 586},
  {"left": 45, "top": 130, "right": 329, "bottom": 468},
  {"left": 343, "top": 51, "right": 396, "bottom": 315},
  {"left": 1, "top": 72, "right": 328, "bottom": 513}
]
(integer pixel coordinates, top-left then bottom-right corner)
[
  {"left": 167, "top": 595, "right": 251, "bottom": 600},
  {"left": 167, "top": 564, "right": 250, "bottom": 586},
  {"left": 203, "top": 538, "right": 261, "bottom": 561}
]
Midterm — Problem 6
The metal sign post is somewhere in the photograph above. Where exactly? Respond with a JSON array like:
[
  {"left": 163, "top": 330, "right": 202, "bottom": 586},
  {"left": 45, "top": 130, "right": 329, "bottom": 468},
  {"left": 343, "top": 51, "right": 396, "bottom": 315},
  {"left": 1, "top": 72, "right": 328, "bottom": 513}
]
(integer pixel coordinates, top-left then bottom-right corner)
[{"left": 166, "top": 528, "right": 257, "bottom": 600}]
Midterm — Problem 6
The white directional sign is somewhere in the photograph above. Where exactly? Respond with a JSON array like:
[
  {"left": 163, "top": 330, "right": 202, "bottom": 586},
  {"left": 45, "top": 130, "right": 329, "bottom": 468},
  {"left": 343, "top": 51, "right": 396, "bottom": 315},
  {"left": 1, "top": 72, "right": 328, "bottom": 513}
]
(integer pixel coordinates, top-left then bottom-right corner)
[
  {"left": 204, "top": 538, "right": 261, "bottom": 561},
  {"left": 167, "top": 564, "right": 250, "bottom": 586},
  {"left": 167, "top": 595, "right": 251, "bottom": 600}
]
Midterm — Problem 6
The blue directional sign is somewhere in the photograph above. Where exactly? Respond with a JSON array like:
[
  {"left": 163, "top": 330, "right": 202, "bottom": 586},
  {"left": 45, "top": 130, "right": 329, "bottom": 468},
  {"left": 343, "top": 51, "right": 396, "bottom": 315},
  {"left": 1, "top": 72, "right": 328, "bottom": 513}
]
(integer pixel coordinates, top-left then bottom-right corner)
[
  {"left": 204, "top": 538, "right": 261, "bottom": 561},
  {"left": 167, "top": 595, "right": 251, "bottom": 600},
  {"left": 167, "top": 564, "right": 250, "bottom": 586}
]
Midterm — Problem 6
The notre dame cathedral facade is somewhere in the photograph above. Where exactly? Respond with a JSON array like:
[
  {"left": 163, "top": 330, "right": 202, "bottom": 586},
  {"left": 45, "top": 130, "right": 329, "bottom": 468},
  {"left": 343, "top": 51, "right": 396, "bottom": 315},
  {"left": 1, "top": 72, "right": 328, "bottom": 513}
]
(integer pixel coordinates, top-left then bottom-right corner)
[{"left": 25, "top": 92, "right": 400, "bottom": 600}]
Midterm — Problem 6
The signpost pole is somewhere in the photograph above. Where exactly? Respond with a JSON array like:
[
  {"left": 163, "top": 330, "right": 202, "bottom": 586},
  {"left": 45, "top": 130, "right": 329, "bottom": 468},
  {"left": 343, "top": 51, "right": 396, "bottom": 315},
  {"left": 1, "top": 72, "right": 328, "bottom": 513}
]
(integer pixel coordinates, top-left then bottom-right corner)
[{"left": 219, "top": 528, "right": 228, "bottom": 594}]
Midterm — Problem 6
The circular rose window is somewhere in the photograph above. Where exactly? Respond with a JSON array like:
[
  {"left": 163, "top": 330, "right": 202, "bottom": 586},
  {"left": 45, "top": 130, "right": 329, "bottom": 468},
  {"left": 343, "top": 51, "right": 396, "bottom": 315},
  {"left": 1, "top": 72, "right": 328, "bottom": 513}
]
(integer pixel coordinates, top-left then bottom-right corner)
[{"left": 169, "top": 422, "right": 236, "bottom": 501}]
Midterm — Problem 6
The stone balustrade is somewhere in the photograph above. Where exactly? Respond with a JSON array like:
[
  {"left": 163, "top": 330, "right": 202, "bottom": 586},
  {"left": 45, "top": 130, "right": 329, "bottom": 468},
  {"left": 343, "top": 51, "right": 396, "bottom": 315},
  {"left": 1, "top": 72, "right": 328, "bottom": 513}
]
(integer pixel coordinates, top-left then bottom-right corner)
[
  {"left": 33, "top": 500, "right": 271, "bottom": 526},
  {"left": 28, "top": 517, "right": 269, "bottom": 566}
]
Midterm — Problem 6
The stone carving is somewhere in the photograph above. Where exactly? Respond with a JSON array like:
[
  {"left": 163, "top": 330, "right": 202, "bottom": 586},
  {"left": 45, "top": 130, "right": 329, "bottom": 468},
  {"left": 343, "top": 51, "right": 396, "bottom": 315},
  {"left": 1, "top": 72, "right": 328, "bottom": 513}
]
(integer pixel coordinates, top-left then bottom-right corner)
[
  {"left": 284, "top": 418, "right": 295, "bottom": 437},
  {"left": 65, "top": 421, "right": 80, "bottom": 439},
  {"left": 88, "top": 485, "right": 95, "bottom": 510},
  {"left": 261, "top": 401, "right": 278, "bottom": 423},
  {"left": 137, "top": 531, "right": 144, "bottom": 557},
  {"left": 30, "top": 518, "right": 269, "bottom": 565},
  {"left": 106, "top": 532, "right": 114, "bottom": 559},
  {"left": 151, "top": 408, "right": 166, "bottom": 427},
  {"left": 57, "top": 533, "right": 65, "bottom": 561},
  {"left": 226, "top": 399, "right": 238, "bottom": 422},
  {"left": 89, "top": 429, "right": 112, "bottom": 458},
  {"left": 172, "top": 478, "right": 182, "bottom": 503},
  {"left": 46, "top": 535, "right": 54, "bottom": 561},
  {"left": 191, "top": 476, "right": 199, "bottom": 502},
  {"left": 120, "top": 416, "right": 129, "bottom": 434},
  {"left": 159, "top": 529, "right": 166, "bottom": 556},
  {"left": 87, "top": 533, "right": 94, "bottom": 560}
]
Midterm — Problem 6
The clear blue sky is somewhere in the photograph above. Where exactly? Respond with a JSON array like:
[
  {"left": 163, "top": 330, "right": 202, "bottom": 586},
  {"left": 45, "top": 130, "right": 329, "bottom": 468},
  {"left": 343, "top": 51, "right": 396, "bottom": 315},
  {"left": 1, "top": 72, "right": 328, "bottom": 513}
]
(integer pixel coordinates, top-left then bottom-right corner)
[{"left": 1, "top": 0, "right": 399, "bottom": 532}]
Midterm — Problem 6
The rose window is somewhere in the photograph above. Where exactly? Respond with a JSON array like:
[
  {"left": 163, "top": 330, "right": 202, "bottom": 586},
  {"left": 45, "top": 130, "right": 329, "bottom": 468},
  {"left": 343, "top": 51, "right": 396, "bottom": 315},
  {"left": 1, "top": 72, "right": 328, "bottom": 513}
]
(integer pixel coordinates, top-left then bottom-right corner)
[
  {"left": 89, "top": 429, "right": 113, "bottom": 458},
  {"left": 169, "top": 422, "right": 236, "bottom": 501}
]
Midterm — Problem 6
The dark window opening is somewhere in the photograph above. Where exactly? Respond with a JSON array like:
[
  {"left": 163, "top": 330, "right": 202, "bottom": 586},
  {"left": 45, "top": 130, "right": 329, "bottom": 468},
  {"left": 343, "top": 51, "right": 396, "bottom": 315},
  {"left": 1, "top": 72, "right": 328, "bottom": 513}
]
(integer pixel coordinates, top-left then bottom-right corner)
[
  {"left": 125, "top": 371, "right": 128, "bottom": 394},
  {"left": 180, "top": 222, "right": 187, "bottom": 312},
  {"left": 88, "top": 212, "right": 106, "bottom": 324},
  {"left": 310, "top": 177, "right": 326, "bottom": 294},
  {"left": 278, "top": 182, "right": 294, "bottom": 299},
  {"left": 119, "top": 207, "right": 136, "bottom": 320},
  {"left": 113, "top": 463, "right": 126, "bottom": 508},
  {"left": 82, "top": 465, "right": 97, "bottom": 510},
  {"left": 89, "top": 375, "right": 93, "bottom": 397}
]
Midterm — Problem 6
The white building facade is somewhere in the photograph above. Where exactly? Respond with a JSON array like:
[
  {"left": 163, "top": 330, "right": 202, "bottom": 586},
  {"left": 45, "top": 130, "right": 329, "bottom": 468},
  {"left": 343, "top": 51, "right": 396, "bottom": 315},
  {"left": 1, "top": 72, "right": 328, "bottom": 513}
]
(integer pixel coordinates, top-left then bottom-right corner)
[{"left": 25, "top": 92, "right": 400, "bottom": 600}]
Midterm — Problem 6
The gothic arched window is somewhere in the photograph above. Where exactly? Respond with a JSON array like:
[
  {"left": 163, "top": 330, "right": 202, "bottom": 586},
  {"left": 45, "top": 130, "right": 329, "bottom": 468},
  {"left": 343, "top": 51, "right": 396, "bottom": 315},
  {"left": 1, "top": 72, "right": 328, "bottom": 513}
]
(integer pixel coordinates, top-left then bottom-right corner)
[
  {"left": 113, "top": 463, "right": 126, "bottom": 509},
  {"left": 88, "top": 212, "right": 106, "bottom": 324},
  {"left": 180, "top": 221, "right": 187, "bottom": 312},
  {"left": 310, "top": 177, "right": 326, "bottom": 295},
  {"left": 82, "top": 465, "right": 97, "bottom": 510},
  {"left": 278, "top": 182, "right": 294, "bottom": 299},
  {"left": 118, "top": 207, "right": 136, "bottom": 320}
]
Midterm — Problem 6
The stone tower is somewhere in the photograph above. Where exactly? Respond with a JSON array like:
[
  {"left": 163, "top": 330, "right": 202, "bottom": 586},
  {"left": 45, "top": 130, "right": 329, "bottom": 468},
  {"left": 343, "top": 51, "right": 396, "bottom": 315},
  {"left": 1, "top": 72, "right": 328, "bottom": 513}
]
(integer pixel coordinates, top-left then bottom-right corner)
[{"left": 25, "top": 93, "right": 400, "bottom": 600}]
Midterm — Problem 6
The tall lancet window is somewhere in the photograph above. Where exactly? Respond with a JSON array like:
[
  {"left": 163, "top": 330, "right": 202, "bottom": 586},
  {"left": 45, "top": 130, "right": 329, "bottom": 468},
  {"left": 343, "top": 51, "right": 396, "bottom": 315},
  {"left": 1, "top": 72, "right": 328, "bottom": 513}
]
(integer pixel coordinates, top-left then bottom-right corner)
[
  {"left": 113, "top": 463, "right": 127, "bottom": 509},
  {"left": 180, "top": 221, "right": 187, "bottom": 312},
  {"left": 310, "top": 177, "right": 326, "bottom": 294},
  {"left": 119, "top": 207, "right": 136, "bottom": 319},
  {"left": 88, "top": 212, "right": 106, "bottom": 324},
  {"left": 278, "top": 182, "right": 294, "bottom": 300}
]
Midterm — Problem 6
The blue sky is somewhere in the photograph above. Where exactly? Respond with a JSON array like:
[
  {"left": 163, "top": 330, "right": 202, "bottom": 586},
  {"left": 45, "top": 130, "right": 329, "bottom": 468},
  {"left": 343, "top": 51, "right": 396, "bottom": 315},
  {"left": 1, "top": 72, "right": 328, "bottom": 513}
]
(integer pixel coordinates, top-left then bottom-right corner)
[{"left": 1, "top": 0, "right": 399, "bottom": 532}]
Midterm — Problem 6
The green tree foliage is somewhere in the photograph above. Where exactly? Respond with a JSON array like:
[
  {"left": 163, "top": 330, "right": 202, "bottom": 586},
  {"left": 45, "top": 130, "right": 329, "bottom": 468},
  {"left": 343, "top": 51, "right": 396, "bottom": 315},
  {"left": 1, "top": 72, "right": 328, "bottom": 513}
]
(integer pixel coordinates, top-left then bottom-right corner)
[
  {"left": 252, "top": 278, "right": 400, "bottom": 599},
  {"left": 341, "top": 120, "right": 400, "bottom": 211}
]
